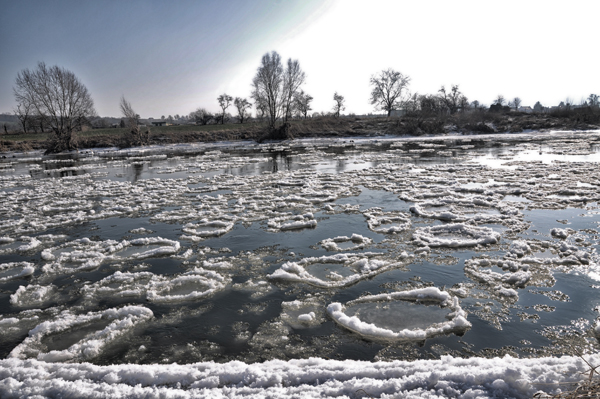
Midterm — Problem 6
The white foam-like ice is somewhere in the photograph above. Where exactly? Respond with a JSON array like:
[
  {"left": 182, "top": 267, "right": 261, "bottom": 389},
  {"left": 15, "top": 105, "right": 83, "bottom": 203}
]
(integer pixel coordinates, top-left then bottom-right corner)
[
  {"left": 146, "top": 268, "right": 230, "bottom": 303},
  {"left": 9, "top": 306, "right": 153, "bottom": 362},
  {"left": 3, "top": 349, "right": 592, "bottom": 397},
  {"left": 269, "top": 252, "right": 411, "bottom": 288},
  {"left": 10, "top": 284, "right": 55, "bottom": 307},
  {"left": 413, "top": 223, "right": 501, "bottom": 247},
  {"left": 0, "top": 262, "right": 35, "bottom": 282},
  {"left": 328, "top": 287, "right": 471, "bottom": 341}
]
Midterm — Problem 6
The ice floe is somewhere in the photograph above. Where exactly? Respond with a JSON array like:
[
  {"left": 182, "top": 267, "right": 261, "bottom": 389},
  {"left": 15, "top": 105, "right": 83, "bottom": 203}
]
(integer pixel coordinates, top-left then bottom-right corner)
[
  {"left": 9, "top": 306, "right": 153, "bottom": 362},
  {"left": 268, "top": 252, "right": 411, "bottom": 288},
  {"left": 413, "top": 223, "right": 501, "bottom": 247},
  {"left": 0, "top": 262, "right": 34, "bottom": 282},
  {"left": 327, "top": 287, "right": 471, "bottom": 341}
]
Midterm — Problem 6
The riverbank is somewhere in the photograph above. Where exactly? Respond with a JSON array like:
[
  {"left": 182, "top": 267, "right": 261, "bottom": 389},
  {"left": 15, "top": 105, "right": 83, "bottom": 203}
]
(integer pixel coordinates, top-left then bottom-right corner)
[{"left": 1, "top": 110, "right": 599, "bottom": 154}]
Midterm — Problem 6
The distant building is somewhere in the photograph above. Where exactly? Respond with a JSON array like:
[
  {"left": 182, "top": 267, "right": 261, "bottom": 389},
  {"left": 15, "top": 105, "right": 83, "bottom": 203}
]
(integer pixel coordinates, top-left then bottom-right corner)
[
  {"left": 517, "top": 106, "right": 533, "bottom": 113},
  {"left": 151, "top": 120, "right": 167, "bottom": 126}
]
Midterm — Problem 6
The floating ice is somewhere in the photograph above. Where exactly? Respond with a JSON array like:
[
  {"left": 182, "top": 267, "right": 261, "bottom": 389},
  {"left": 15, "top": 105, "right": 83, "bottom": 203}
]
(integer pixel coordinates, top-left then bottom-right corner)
[
  {"left": 268, "top": 253, "right": 410, "bottom": 288},
  {"left": 182, "top": 219, "right": 234, "bottom": 240},
  {"left": 551, "top": 227, "right": 576, "bottom": 239},
  {"left": 10, "top": 284, "right": 56, "bottom": 307},
  {"left": 280, "top": 296, "right": 324, "bottom": 328},
  {"left": 327, "top": 287, "right": 471, "bottom": 341},
  {"left": 364, "top": 209, "right": 411, "bottom": 234},
  {"left": 9, "top": 306, "right": 153, "bottom": 362},
  {"left": 319, "top": 233, "right": 372, "bottom": 251},
  {"left": 146, "top": 268, "right": 230, "bottom": 303},
  {"left": 413, "top": 223, "right": 501, "bottom": 247},
  {"left": 268, "top": 213, "right": 317, "bottom": 231},
  {"left": 0, "top": 262, "right": 34, "bottom": 282}
]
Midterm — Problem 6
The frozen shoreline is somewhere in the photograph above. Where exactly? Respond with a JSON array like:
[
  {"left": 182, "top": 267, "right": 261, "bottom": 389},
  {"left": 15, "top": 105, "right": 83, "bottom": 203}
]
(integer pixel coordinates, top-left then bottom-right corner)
[
  {"left": 2, "top": 128, "right": 600, "bottom": 161},
  {"left": 0, "top": 354, "right": 597, "bottom": 398}
]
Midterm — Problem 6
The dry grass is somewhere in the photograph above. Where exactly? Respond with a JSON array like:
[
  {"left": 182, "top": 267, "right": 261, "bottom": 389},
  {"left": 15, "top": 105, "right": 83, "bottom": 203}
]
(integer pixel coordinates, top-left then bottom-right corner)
[{"left": 534, "top": 355, "right": 600, "bottom": 399}]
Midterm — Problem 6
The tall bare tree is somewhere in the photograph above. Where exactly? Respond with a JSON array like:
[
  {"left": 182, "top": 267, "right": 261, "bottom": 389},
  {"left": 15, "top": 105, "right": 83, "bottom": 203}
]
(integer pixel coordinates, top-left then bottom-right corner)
[
  {"left": 294, "top": 90, "right": 313, "bottom": 119},
  {"left": 369, "top": 68, "right": 411, "bottom": 117},
  {"left": 332, "top": 92, "right": 345, "bottom": 118},
  {"left": 120, "top": 96, "right": 147, "bottom": 146},
  {"left": 234, "top": 97, "right": 252, "bottom": 124},
  {"left": 512, "top": 97, "right": 522, "bottom": 111},
  {"left": 251, "top": 51, "right": 305, "bottom": 129},
  {"left": 217, "top": 93, "right": 233, "bottom": 125},
  {"left": 13, "top": 62, "right": 95, "bottom": 153},
  {"left": 282, "top": 58, "right": 305, "bottom": 122},
  {"left": 252, "top": 51, "right": 284, "bottom": 129},
  {"left": 438, "top": 85, "right": 466, "bottom": 114}
]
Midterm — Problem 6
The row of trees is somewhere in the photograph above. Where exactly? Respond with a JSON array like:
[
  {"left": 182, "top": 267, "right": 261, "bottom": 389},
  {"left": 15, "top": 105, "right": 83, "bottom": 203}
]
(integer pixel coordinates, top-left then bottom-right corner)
[{"left": 11, "top": 57, "right": 600, "bottom": 152}]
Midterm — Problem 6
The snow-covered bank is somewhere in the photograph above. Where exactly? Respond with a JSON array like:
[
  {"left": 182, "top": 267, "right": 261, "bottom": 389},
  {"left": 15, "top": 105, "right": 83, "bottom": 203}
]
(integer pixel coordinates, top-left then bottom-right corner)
[{"left": 0, "top": 355, "right": 596, "bottom": 398}]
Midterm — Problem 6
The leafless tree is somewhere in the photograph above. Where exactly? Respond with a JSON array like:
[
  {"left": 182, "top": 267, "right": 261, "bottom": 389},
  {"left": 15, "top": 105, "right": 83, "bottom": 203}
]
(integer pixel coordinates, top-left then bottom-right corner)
[
  {"left": 293, "top": 90, "right": 313, "bottom": 119},
  {"left": 512, "top": 97, "right": 522, "bottom": 111},
  {"left": 13, "top": 62, "right": 95, "bottom": 153},
  {"left": 369, "top": 68, "right": 411, "bottom": 117},
  {"left": 234, "top": 97, "right": 252, "bottom": 124},
  {"left": 251, "top": 51, "right": 305, "bottom": 129},
  {"left": 332, "top": 92, "right": 345, "bottom": 118},
  {"left": 438, "top": 85, "right": 466, "bottom": 114},
  {"left": 13, "top": 100, "right": 33, "bottom": 134},
  {"left": 494, "top": 95, "right": 506, "bottom": 106},
  {"left": 252, "top": 51, "right": 284, "bottom": 129},
  {"left": 189, "top": 108, "right": 213, "bottom": 125},
  {"left": 120, "top": 96, "right": 148, "bottom": 146},
  {"left": 588, "top": 94, "right": 599, "bottom": 107},
  {"left": 282, "top": 58, "right": 305, "bottom": 122},
  {"left": 217, "top": 93, "right": 233, "bottom": 125}
]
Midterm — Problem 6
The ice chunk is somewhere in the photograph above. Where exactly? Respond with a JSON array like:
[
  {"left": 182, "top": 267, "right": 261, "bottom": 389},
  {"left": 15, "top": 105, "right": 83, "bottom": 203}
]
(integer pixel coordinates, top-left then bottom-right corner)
[
  {"left": 327, "top": 288, "right": 470, "bottom": 341},
  {"left": 9, "top": 306, "right": 154, "bottom": 362},
  {"left": 146, "top": 268, "right": 230, "bottom": 303},
  {"left": 10, "top": 284, "right": 56, "bottom": 307},
  {"left": 413, "top": 223, "right": 500, "bottom": 247},
  {"left": 0, "top": 262, "right": 35, "bottom": 282}
]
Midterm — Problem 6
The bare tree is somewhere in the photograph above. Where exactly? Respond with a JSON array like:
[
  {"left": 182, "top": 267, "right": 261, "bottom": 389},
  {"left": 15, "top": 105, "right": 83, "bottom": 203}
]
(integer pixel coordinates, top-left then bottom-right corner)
[
  {"left": 120, "top": 96, "right": 148, "bottom": 146},
  {"left": 369, "top": 68, "right": 411, "bottom": 117},
  {"left": 494, "top": 95, "right": 506, "bottom": 106},
  {"left": 13, "top": 100, "right": 33, "bottom": 134},
  {"left": 13, "top": 62, "right": 95, "bottom": 152},
  {"left": 252, "top": 51, "right": 284, "bottom": 129},
  {"left": 189, "top": 108, "right": 213, "bottom": 125},
  {"left": 438, "top": 85, "right": 466, "bottom": 114},
  {"left": 513, "top": 97, "right": 522, "bottom": 111},
  {"left": 282, "top": 58, "right": 305, "bottom": 122},
  {"left": 588, "top": 94, "right": 599, "bottom": 107},
  {"left": 332, "top": 92, "right": 345, "bottom": 118},
  {"left": 251, "top": 51, "right": 305, "bottom": 129},
  {"left": 234, "top": 97, "right": 252, "bottom": 124},
  {"left": 294, "top": 90, "right": 313, "bottom": 119},
  {"left": 217, "top": 94, "right": 233, "bottom": 125}
]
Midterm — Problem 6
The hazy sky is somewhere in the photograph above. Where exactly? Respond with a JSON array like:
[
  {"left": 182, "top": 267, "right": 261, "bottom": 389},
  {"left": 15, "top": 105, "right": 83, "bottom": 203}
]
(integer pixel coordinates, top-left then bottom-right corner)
[{"left": 1, "top": 0, "right": 598, "bottom": 118}]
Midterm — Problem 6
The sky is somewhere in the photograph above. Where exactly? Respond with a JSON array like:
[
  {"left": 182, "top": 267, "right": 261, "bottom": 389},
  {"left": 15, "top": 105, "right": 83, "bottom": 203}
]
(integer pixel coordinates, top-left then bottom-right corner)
[{"left": 0, "top": 0, "right": 598, "bottom": 118}]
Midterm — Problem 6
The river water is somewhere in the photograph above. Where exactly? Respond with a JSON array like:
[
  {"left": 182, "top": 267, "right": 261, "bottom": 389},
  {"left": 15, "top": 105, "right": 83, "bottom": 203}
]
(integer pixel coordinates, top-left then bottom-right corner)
[{"left": 1, "top": 131, "right": 600, "bottom": 366}]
